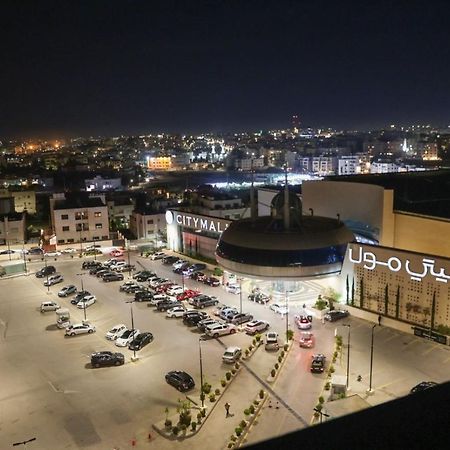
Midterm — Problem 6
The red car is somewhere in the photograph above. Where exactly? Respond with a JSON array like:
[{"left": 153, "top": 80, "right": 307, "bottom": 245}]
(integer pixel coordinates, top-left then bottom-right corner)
[
  {"left": 177, "top": 289, "right": 201, "bottom": 301},
  {"left": 190, "top": 271, "right": 206, "bottom": 281},
  {"left": 155, "top": 282, "right": 175, "bottom": 293},
  {"left": 203, "top": 276, "right": 220, "bottom": 287},
  {"left": 110, "top": 249, "right": 124, "bottom": 257}
]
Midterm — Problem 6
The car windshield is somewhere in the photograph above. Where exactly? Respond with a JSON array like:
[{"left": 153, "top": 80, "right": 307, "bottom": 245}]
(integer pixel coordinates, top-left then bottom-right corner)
[{"left": 121, "top": 330, "right": 132, "bottom": 338}]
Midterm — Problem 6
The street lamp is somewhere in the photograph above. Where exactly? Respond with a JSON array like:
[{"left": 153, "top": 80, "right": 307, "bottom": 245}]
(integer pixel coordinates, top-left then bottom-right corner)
[
  {"left": 44, "top": 255, "right": 50, "bottom": 293},
  {"left": 368, "top": 324, "right": 377, "bottom": 393},
  {"left": 239, "top": 277, "right": 243, "bottom": 314},
  {"left": 285, "top": 289, "right": 290, "bottom": 343},
  {"left": 181, "top": 271, "right": 185, "bottom": 292},
  {"left": 127, "top": 242, "right": 132, "bottom": 279},
  {"left": 126, "top": 300, "right": 137, "bottom": 360},
  {"left": 342, "top": 324, "right": 351, "bottom": 389},
  {"left": 78, "top": 227, "right": 83, "bottom": 256},
  {"left": 199, "top": 337, "right": 205, "bottom": 409},
  {"left": 22, "top": 240, "right": 27, "bottom": 274},
  {"left": 76, "top": 272, "right": 87, "bottom": 321},
  {"left": 12, "top": 437, "right": 37, "bottom": 447}
]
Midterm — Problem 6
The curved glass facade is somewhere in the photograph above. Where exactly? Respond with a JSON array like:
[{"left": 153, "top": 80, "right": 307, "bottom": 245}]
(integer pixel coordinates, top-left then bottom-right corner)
[{"left": 216, "top": 240, "right": 348, "bottom": 267}]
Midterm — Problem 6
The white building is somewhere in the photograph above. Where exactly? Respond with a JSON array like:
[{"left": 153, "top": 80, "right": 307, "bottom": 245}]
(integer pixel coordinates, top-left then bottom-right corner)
[
  {"left": 129, "top": 210, "right": 165, "bottom": 240},
  {"left": 85, "top": 175, "right": 123, "bottom": 191}
]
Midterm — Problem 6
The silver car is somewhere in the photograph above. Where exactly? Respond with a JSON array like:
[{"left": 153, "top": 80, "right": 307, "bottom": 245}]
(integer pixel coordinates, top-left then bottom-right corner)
[{"left": 65, "top": 322, "right": 96, "bottom": 336}]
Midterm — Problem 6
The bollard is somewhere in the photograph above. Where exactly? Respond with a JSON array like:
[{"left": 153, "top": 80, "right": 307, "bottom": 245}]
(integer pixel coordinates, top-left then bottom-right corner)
[{"left": 131, "top": 438, "right": 137, "bottom": 446}]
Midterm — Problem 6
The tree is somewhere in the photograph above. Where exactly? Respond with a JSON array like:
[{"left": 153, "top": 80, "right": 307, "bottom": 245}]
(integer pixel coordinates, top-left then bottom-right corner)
[
  {"left": 395, "top": 285, "right": 400, "bottom": 319},
  {"left": 430, "top": 290, "right": 436, "bottom": 332},
  {"left": 384, "top": 284, "right": 389, "bottom": 316},
  {"left": 351, "top": 278, "right": 355, "bottom": 306},
  {"left": 345, "top": 275, "right": 349, "bottom": 305},
  {"left": 359, "top": 279, "right": 364, "bottom": 308}
]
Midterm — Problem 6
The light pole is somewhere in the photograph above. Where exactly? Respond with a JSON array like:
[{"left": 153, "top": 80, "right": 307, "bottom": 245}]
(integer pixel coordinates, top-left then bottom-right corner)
[
  {"left": 127, "top": 242, "right": 132, "bottom": 279},
  {"left": 12, "top": 437, "right": 37, "bottom": 447},
  {"left": 78, "top": 228, "right": 83, "bottom": 256},
  {"left": 76, "top": 272, "right": 87, "bottom": 321},
  {"left": 22, "top": 240, "right": 27, "bottom": 274},
  {"left": 368, "top": 324, "right": 377, "bottom": 393},
  {"left": 342, "top": 324, "right": 351, "bottom": 389},
  {"left": 285, "top": 289, "right": 290, "bottom": 342},
  {"left": 181, "top": 271, "right": 185, "bottom": 292},
  {"left": 239, "top": 277, "right": 243, "bottom": 314},
  {"left": 126, "top": 300, "right": 137, "bottom": 360},
  {"left": 44, "top": 256, "right": 50, "bottom": 293},
  {"left": 199, "top": 337, "right": 205, "bottom": 409}
]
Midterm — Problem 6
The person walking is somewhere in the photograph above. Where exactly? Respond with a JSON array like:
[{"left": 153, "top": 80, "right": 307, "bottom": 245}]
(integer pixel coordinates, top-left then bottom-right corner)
[
  {"left": 225, "top": 402, "right": 231, "bottom": 418},
  {"left": 378, "top": 315, "right": 382, "bottom": 326}
]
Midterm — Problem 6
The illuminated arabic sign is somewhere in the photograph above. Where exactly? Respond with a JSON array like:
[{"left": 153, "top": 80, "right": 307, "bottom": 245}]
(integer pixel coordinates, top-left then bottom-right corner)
[
  {"left": 349, "top": 246, "right": 450, "bottom": 284},
  {"left": 166, "top": 210, "right": 230, "bottom": 234}
]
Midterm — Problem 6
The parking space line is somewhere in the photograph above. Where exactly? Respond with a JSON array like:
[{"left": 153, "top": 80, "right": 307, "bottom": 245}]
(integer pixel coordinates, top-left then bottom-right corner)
[
  {"left": 421, "top": 345, "right": 440, "bottom": 356},
  {"left": 442, "top": 355, "right": 450, "bottom": 364}
]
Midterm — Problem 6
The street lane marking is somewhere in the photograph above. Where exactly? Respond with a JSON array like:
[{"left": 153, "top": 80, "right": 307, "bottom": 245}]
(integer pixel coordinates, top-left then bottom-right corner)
[{"left": 422, "top": 345, "right": 439, "bottom": 356}]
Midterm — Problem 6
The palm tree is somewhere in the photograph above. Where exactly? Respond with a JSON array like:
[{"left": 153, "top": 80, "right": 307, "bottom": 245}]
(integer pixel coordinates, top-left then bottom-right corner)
[
  {"left": 395, "top": 285, "right": 400, "bottom": 319},
  {"left": 384, "top": 284, "right": 389, "bottom": 317}
]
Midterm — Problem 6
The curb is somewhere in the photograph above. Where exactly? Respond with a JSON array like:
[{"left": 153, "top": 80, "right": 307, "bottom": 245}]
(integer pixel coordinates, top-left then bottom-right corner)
[{"left": 266, "top": 339, "right": 294, "bottom": 383}]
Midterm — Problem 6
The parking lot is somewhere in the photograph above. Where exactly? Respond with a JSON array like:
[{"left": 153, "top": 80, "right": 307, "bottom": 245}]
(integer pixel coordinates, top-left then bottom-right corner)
[{"left": 1, "top": 252, "right": 449, "bottom": 449}]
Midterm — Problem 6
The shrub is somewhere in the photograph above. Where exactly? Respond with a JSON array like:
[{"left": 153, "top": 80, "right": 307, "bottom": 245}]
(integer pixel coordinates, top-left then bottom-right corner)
[
  {"left": 164, "top": 419, "right": 172, "bottom": 429},
  {"left": 221, "top": 379, "right": 226, "bottom": 387},
  {"left": 244, "top": 408, "right": 250, "bottom": 416},
  {"left": 274, "top": 363, "right": 279, "bottom": 370},
  {"left": 228, "top": 443, "right": 233, "bottom": 449},
  {"left": 172, "top": 426, "right": 179, "bottom": 435},
  {"left": 284, "top": 344, "right": 288, "bottom": 351},
  {"left": 324, "top": 382, "right": 331, "bottom": 391},
  {"left": 179, "top": 412, "right": 191, "bottom": 426},
  {"left": 313, "top": 411, "right": 320, "bottom": 418},
  {"left": 339, "top": 393, "right": 346, "bottom": 399},
  {"left": 179, "top": 424, "right": 187, "bottom": 432},
  {"left": 254, "top": 399, "right": 260, "bottom": 405},
  {"left": 235, "top": 362, "right": 240, "bottom": 370},
  {"left": 245, "top": 349, "right": 249, "bottom": 356},
  {"left": 333, "top": 351, "right": 338, "bottom": 359},
  {"left": 197, "top": 412, "right": 203, "bottom": 422},
  {"left": 252, "top": 338, "right": 257, "bottom": 345},
  {"left": 329, "top": 365, "right": 335, "bottom": 374},
  {"left": 200, "top": 392, "right": 205, "bottom": 402},
  {"left": 249, "top": 404, "right": 255, "bottom": 414},
  {"left": 318, "top": 396, "right": 324, "bottom": 404},
  {"left": 287, "top": 329, "right": 294, "bottom": 340},
  {"left": 255, "top": 334, "right": 261, "bottom": 342},
  {"left": 201, "top": 408, "right": 206, "bottom": 417},
  {"left": 203, "top": 382, "right": 212, "bottom": 394},
  {"left": 259, "top": 389, "right": 264, "bottom": 399},
  {"left": 240, "top": 420, "right": 247, "bottom": 428},
  {"left": 230, "top": 435, "right": 237, "bottom": 442},
  {"left": 226, "top": 371, "right": 232, "bottom": 381},
  {"left": 281, "top": 350, "right": 285, "bottom": 357},
  {"left": 335, "top": 335, "right": 343, "bottom": 346},
  {"left": 231, "top": 368, "right": 236, "bottom": 375},
  {"left": 215, "top": 388, "right": 220, "bottom": 395},
  {"left": 278, "top": 355, "right": 283, "bottom": 363},
  {"left": 315, "top": 403, "right": 323, "bottom": 412},
  {"left": 271, "top": 369, "right": 276, "bottom": 377},
  {"left": 191, "top": 421, "right": 197, "bottom": 431},
  {"left": 209, "top": 393, "right": 216, "bottom": 402},
  {"left": 248, "top": 345, "right": 253, "bottom": 351},
  {"left": 235, "top": 426, "right": 243, "bottom": 437}
]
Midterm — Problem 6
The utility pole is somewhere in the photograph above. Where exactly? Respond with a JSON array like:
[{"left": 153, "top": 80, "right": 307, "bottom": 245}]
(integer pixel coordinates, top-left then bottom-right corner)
[{"left": 368, "top": 324, "right": 377, "bottom": 393}]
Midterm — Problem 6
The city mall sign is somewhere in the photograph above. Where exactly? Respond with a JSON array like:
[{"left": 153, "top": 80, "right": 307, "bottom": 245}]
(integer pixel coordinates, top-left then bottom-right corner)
[
  {"left": 349, "top": 245, "right": 450, "bottom": 284},
  {"left": 165, "top": 210, "right": 230, "bottom": 234}
]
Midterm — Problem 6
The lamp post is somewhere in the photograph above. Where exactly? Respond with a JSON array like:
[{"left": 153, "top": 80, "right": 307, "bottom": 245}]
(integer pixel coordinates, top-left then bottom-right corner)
[
  {"left": 76, "top": 272, "right": 87, "bottom": 321},
  {"left": 22, "top": 240, "right": 27, "bottom": 274},
  {"left": 199, "top": 337, "right": 205, "bottom": 409},
  {"left": 239, "top": 277, "right": 243, "bottom": 314},
  {"left": 12, "top": 437, "right": 37, "bottom": 447},
  {"left": 127, "top": 242, "right": 132, "bottom": 279},
  {"left": 342, "top": 324, "right": 351, "bottom": 389},
  {"left": 44, "top": 256, "right": 50, "bottom": 293},
  {"left": 78, "top": 228, "right": 83, "bottom": 256},
  {"left": 126, "top": 300, "right": 137, "bottom": 360},
  {"left": 285, "top": 289, "right": 289, "bottom": 343},
  {"left": 368, "top": 324, "right": 377, "bottom": 393},
  {"left": 181, "top": 271, "right": 185, "bottom": 292}
]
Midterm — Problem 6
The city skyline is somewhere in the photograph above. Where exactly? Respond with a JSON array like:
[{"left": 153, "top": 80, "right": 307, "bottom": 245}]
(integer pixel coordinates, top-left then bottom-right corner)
[{"left": 2, "top": 0, "right": 450, "bottom": 139}]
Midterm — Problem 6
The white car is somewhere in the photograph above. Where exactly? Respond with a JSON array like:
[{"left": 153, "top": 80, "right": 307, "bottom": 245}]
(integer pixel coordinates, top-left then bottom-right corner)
[
  {"left": 172, "top": 259, "right": 187, "bottom": 269},
  {"left": 149, "top": 294, "right": 170, "bottom": 305},
  {"left": 61, "top": 247, "right": 78, "bottom": 254},
  {"left": 110, "top": 261, "right": 127, "bottom": 270},
  {"left": 270, "top": 303, "right": 289, "bottom": 315},
  {"left": 44, "top": 251, "right": 62, "bottom": 257},
  {"left": 65, "top": 322, "right": 96, "bottom": 336},
  {"left": 166, "top": 306, "right": 188, "bottom": 318},
  {"left": 205, "top": 322, "right": 237, "bottom": 338},
  {"left": 244, "top": 320, "right": 270, "bottom": 335},
  {"left": 105, "top": 324, "right": 128, "bottom": 340},
  {"left": 166, "top": 285, "right": 184, "bottom": 296},
  {"left": 115, "top": 328, "right": 140, "bottom": 347},
  {"left": 225, "top": 284, "right": 241, "bottom": 294},
  {"left": 151, "top": 252, "right": 166, "bottom": 260},
  {"left": 295, "top": 315, "right": 312, "bottom": 330},
  {"left": 77, "top": 295, "right": 96, "bottom": 309}
]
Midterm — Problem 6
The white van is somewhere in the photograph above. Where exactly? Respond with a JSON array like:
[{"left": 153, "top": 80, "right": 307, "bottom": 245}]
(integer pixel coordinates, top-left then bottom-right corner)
[
  {"left": 44, "top": 274, "right": 64, "bottom": 286},
  {"left": 40, "top": 301, "right": 60, "bottom": 312}
]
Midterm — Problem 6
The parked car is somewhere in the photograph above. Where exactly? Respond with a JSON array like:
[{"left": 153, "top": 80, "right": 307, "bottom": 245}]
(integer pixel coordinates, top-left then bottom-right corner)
[
  {"left": 151, "top": 251, "right": 166, "bottom": 260},
  {"left": 103, "top": 272, "right": 124, "bottom": 282},
  {"left": 310, "top": 354, "right": 326, "bottom": 373},
  {"left": 225, "top": 283, "right": 241, "bottom": 294},
  {"left": 324, "top": 310, "right": 350, "bottom": 322},
  {"left": 156, "top": 300, "right": 179, "bottom": 312},
  {"left": 190, "top": 271, "right": 206, "bottom": 281},
  {"left": 184, "top": 313, "right": 207, "bottom": 327},
  {"left": 58, "top": 285, "right": 77, "bottom": 297},
  {"left": 82, "top": 260, "right": 102, "bottom": 270},
  {"left": 177, "top": 289, "right": 200, "bottom": 301},
  {"left": 147, "top": 294, "right": 170, "bottom": 306},
  {"left": 91, "top": 351, "right": 124, "bottom": 368},
  {"left": 203, "top": 276, "right": 220, "bottom": 287},
  {"left": 89, "top": 265, "right": 107, "bottom": 275},
  {"left": 295, "top": 315, "right": 312, "bottom": 330},
  {"left": 29, "top": 247, "right": 44, "bottom": 255},
  {"left": 214, "top": 305, "right": 232, "bottom": 317},
  {"left": 165, "top": 370, "right": 195, "bottom": 392},
  {"left": 105, "top": 324, "right": 127, "bottom": 340},
  {"left": 183, "top": 310, "right": 208, "bottom": 320},
  {"left": 222, "top": 346, "right": 242, "bottom": 364},
  {"left": 191, "top": 295, "right": 219, "bottom": 308},
  {"left": 133, "top": 270, "right": 156, "bottom": 282},
  {"left": 40, "top": 300, "right": 60, "bottom": 312},
  {"left": 299, "top": 332, "right": 314, "bottom": 348},
  {"left": 134, "top": 290, "right": 154, "bottom": 302},
  {"left": 115, "top": 329, "right": 140, "bottom": 347},
  {"left": 44, "top": 274, "right": 64, "bottom": 286},
  {"left": 62, "top": 247, "right": 78, "bottom": 254},
  {"left": 166, "top": 306, "right": 188, "bottom": 318},
  {"left": 183, "top": 263, "right": 207, "bottom": 276},
  {"left": 149, "top": 277, "right": 169, "bottom": 289},
  {"left": 172, "top": 259, "right": 188, "bottom": 269},
  {"left": 248, "top": 292, "right": 270, "bottom": 304},
  {"left": 219, "top": 307, "right": 239, "bottom": 321},
  {"left": 197, "top": 317, "right": 219, "bottom": 332},
  {"left": 128, "top": 332, "right": 154, "bottom": 351},
  {"left": 173, "top": 263, "right": 190, "bottom": 274},
  {"left": 65, "top": 322, "right": 96, "bottom": 336},
  {"left": 110, "top": 249, "right": 124, "bottom": 257},
  {"left": 205, "top": 322, "right": 237, "bottom": 338},
  {"left": 96, "top": 269, "right": 111, "bottom": 278},
  {"left": 120, "top": 281, "right": 141, "bottom": 292},
  {"left": 162, "top": 255, "right": 179, "bottom": 265},
  {"left": 76, "top": 295, "right": 96, "bottom": 309},
  {"left": 35, "top": 265, "right": 56, "bottom": 278},
  {"left": 72, "top": 290, "right": 91, "bottom": 304},
  {"left": 265, "top": 331, "right": 280, "bottom": 351},
  {"left": 244, "top": 320, "right": 269, "bottom": 335},
  {"left": 230, "top": 312, "right": 253, "bottom": 325},
  {"left": 166, "top": 285, "right": 184, "bottom": 297},
  {"left": 410, "top": 381, "right": 438, "bottom": 394},
  {"left": 270, "top": 303, "right": 289, "bottom": 315},
  {"left": 44, "top": 251, "right": 62, "bottom": 257}
]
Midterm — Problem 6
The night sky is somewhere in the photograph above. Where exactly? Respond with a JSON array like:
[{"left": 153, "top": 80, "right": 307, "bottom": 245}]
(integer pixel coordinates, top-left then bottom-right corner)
[{"left": 2, "top": 0, "right": 450, "bottom": 139}]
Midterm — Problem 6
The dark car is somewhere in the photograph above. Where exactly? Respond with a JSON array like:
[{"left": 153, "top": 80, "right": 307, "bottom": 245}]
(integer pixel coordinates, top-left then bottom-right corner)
[
  {"left": 156, "top": 300, "right": 179, "bottom": 312},
  {"left": 183, "top": 313, "right": 207, "bottom": 327},
  {"left": 89, "top": 265, "right": 107, "bottom": 275},
  {"left": 190, "top": 271, "right": 205, "bottom": 281},
  {"left": 58, "top": 285, "right": 77, "bottom": 297},
  {"left": 82, "top": 260, "right": 102, "bottom": 270},
  {"left": 248, "top": 292, "right": 270, "bottom": 304},
  {"left": 91, "top": 351, "right": 125, "bottom": 368},
  {"left": 96, "top": 269, "right": 111, "bottom": 278},
  {"left": 133, "top": 270, "right": 157, "bottom": 282},
  {"left": 173, "top": 263, "right": 190, "bottom": 274},
  {"left": 310, "top": 354, "right": 326, "bottom": 373},
  {"left": 29, "top": 247, "right": 44, "bottom": 255},
  {"left": 128, "top": 332, "right": 154, "bottom": 351},
  {"left": 35, "top": 265, "right": 56, "bottom": 278},
  {"left": 102, "top": 272, "right": 124, "bottom": 282},
  {"left": 135, "top": 290, "right": 154, "bottom": 302},
  {"left": 165, "top": 370, "right": 195, "bottom": 392},
  {"left": 203, "top": 277, "right": 220, "bottom": 287},
  {"left": 72, "top": 290, "right": 91, "bottom": 304},
  {"left": 230, "top": 312, "right": 254, "bottom": 325},
  {"left": 410, "top": 381, "right": 438, "bottom": 394},
  {"left": 191, "top": 295, "right": 219, "bottom": 308},
  {"left": 324, "top": 310, "right": 350, "bottom": 322},
  {"left": 162, "top": 256, "right": 179, "bottom": 265}
]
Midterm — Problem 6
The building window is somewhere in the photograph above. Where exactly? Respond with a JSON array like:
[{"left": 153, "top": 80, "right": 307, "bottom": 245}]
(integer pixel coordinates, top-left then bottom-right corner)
[
  {"left": 57, "top": 239, "right": 65, "bottom": 244},
  {"left": 62, "top": 226, "right": 70, "bottom": 232},
  {"left": 94, "top": 212, "right": 102, "bottom": 217},
  {"left": 102, "top": 235, "right": 108, "bottom": 240},
  {"left": 67, "top": 238, "right": 74, "bottom": 243},
  {"left": 147, "top": 219, "right": 154, "bottom": 224},
  {"left": 95, "top": 223, "right": 102, "bottom": 229},
  {"left": 61, "top": 214, "right": 69, "bottom": 220},
  {"left": 93, "top": 236, "right": 100, "bottom": 240},
  {"left": 75, "top": 211, "right": 88, "bottom": 220}
]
